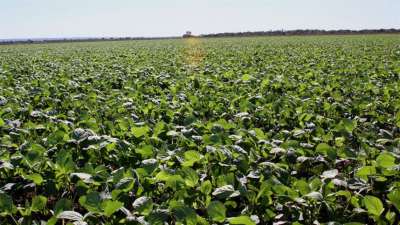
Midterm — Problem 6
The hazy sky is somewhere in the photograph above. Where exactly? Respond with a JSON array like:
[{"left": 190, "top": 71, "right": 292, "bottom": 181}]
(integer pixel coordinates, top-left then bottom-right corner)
[{"left": 0, "top": 0, "right": 399, "bottom": 39}]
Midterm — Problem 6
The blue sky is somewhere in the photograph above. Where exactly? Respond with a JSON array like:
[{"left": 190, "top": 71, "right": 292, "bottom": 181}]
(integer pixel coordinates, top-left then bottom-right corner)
[{"left": 0, "top": 0, "right": 399, "bottom": 39}]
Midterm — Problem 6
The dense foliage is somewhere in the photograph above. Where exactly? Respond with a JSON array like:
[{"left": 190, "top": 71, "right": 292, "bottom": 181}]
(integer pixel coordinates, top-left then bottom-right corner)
[{"left": 0, "top": 35, "right": 400, "bottom": 225}]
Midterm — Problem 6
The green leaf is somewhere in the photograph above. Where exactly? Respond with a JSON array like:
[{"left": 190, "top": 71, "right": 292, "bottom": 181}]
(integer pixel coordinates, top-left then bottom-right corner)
[
  {"left": 0, "top": 193, "right": 13, "bottom": 215},
  {"left": 315, "top": 143, "right": 336, "bottom": 160},
  {"left": 132, "top": 196, "right": 153, "bottom": 216},
  {"left": 228, "top": 216, "right": 256, "bottom": 225},
  {"left": 56, "top": 150, "right": 75, "bottom": 173},
  {"left": 0, "top": 118, "right": 4, "bottom": 127},
  {"left": 132, "top": 126, "right": 150, "bottom": 138},
  {"left": 47, "top": 216, "right": 57, "bottom": 225},
  {"left": 48, "top": 130, "right": 67, "bottom": 145},
  {"left": 31, "top": 195, "right": 47, "bottom": 212},
  {"left": 356, "top": 166, "right": 376, "bottom": 181},
  {"left": 115, "top": 178, "right": 135, "bottom": 192},
  {"left": 25, "top": 144, "right": 46, "bottom": 166},
  {"left": 363, "top": 195, "right": 384, "bottom": 216},
  {"left": 342, "top": 118, "right": 356, "bottom": 133},
  {"left": 179, "top": 167, "right": 199, "bottom": 187},
  {"left": 316, "top": 143, "right": 331, "bottom": 153},
  {"left": 25, "top": 173, "right": 44, "bottom": 185},
  {"left": 200, "top": 180, "right": 212, "bottom": 195},
  {"left": 207, "top": 201, "right": 226, "bottom": 222},
  {"left": 293, "top": 180, "right": 311, "bottom": 195},
  {"left": 148, "top": 209, "right": 169, "bottom": 225},
  {"left": 182, "top": 150, "right": 202, "bottom": 167},
  {"left": 376, "top": 152, "right": 396, "bottom": 168},
  {"left": 84, "top": 117, "right": 99, "bottom": 131},
  {"left": 153, "top": 121, "right": 165, "bottom": 136},
  {"left": 388, "top": 189, "right": 400, "bottom": 211},
  {"left": 135, "top": 145, "right": 153, "bottom": 158},
  {"left": 54, "top": 199, "right": 72, "bottom": 215},
  {"left": 79, "top": 192, "right": 102, "bottom": 213},
  {"left": 117, "top": 119, "right": 130, "bottom": 131},
  {"left": 102, "top": 200, "right": 123, "bottom": 217},
  {"left": 171, "top": 202, "right": 197, "bottom": 225},
  {"left": 155, "top": 171, "right": 185, "bottom": 189},
  {"left": 241, "top": 74, "right": 252, "bottom": 81}
]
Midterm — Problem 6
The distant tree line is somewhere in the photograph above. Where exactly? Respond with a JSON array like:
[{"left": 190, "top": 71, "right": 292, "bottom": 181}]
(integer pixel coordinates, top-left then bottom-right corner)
[
  {"left": 200, "top": 29, "right": 400, "bottom": 38},
  {"left": 1, "top": 29, "right": 399, "bottom": 45}
]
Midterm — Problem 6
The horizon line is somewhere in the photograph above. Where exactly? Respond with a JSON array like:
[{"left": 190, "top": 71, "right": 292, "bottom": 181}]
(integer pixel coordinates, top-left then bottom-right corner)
[
  {"left": 1, "top": 27, "right": 400, "bottom": 41},
  {"left": 1, "top": 28, "right": 399, "bottom": 43}
]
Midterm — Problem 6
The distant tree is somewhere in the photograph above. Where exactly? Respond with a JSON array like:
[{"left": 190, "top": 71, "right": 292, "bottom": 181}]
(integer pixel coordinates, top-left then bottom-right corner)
[{"left": 183, "top": 31, "right": 194, "bottom": 38}]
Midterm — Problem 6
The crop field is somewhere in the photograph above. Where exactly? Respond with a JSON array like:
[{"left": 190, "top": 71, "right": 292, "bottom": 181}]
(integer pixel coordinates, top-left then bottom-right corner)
[{"left": 0, "top": 35, "right": 400, "bottom": 225}]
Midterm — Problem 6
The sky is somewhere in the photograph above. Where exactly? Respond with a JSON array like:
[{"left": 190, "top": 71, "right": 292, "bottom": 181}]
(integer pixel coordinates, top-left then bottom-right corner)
[{"left": 0, "top": 0, "right": 399, "bottom": 39}]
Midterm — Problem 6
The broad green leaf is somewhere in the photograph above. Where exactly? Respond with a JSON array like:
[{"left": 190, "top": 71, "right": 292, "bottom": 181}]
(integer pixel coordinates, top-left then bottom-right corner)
[
  {"left": 115, "top": 178, "right": 135, "bottom": 192},
  {"left": 132, "top": 196, "right": 153, "bottom": 216},
  {"left": 31, "top": 195, "right": 47, "bottom": 212},
  {"left": 79, "top": 192, "right": 102, "bottom": 213},
  {"left": 47, "top": 216, "right": 58, "bottom": 225},
  {"left": 48, "top": 130, "right": 67, "bottom": 145},
  {"left": 102, "top": 200, "right": 123, "bottom": 217},
  {"left": 342, "top": 118, "right": 356, "bottom": 133},
  {"left": 376, "top": 152, "right": 396, "bottom": 168},
  {"left": 25, "top": 173, "right": 44, "bottom": 185},
  {"left": 182, "top": 150, "right": 202, "bottom": 167},
  {"left": 316, "top": 143, "right": 331, "bottom": 153},
  {"left": 388, "top": 189, "right": 400, "bottom": 211},
  {"left": 25, "top": 144, "right": 46, "bottom": 166},
  {"left": 363, "top": 195, "right": 384, "bottom": 216},
  {"left": 135, "top": 145, "right": 153, "bottom": 158},
  {"left": 241, "top": 74, "right": 252, "bottom": 81},
  {"left": 153, "top": 121, "right": 165, "bottom": 136},
  {"left": 207, "top": 201, "right": 226, "bottom": 222},
  {"left": 179, "top": 167, "right": 199, "bottom": 187},
  {"left": 171, "top": 202, "right": 197, "bottom": 225},
  {"left": 200, "top": 180, "right": 212, "bottom": 195},
  {"left": 293, "top": 180, "right": 311, "bottom": 195},
  {"left": 148, "top": 209, "right": 169, "bottom": 225},
  {"left": 155, "top": 171, "right": 185, "bottom": 189},
  {"left": 228, "top": 216, "right": 256, "bottom": 225},
  {"left": 132, "top": 126, "right": 150, "bottom": 138},
  {"left": 356, "top": 166, "right": 376, "bottom": 180},
  {"left": 56, "top": 150, "right": 75, "bottom": 173},
  {"left": 315, "top": 143, "right": 336, "bottom": 160},
  {"left": 54, "top": 199, "right": 72, "bottom": 215}
]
